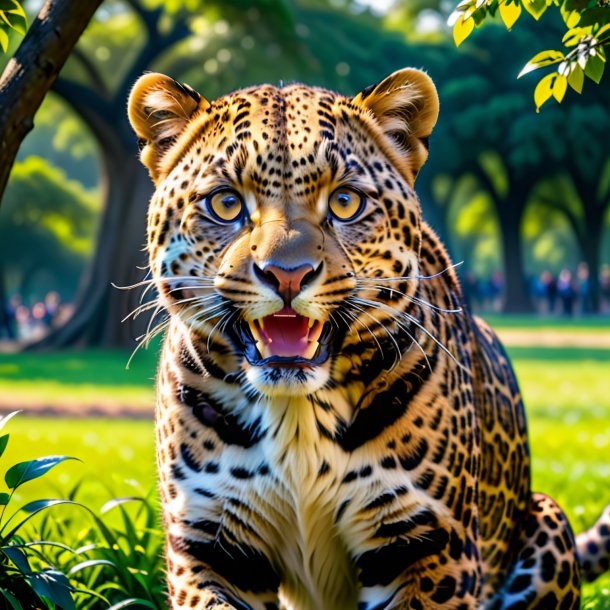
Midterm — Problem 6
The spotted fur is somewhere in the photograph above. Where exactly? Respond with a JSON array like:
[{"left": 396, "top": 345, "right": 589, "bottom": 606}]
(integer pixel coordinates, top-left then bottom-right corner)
[{"left": 128, "top": 69, "right": 609, "bottom": 609}]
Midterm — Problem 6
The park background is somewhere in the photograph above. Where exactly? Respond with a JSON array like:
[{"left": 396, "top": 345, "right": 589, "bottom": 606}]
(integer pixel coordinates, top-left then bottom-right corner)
[{"left": 0, "top": 0, "right": 609, "bottom": 607}]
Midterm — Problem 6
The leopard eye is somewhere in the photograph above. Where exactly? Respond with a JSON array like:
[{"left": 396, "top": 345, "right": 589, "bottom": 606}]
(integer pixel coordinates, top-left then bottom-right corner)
[
  {"left": 329, "top": 187, "right": 365, "bottom": 222},
  {"left": 206, "top": 189, "right": 244, "bottom": 223}
]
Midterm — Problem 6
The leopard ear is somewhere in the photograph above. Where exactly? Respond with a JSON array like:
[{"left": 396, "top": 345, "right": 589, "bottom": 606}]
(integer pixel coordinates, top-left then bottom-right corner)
[
  {"left": 353, "top": 68, "right": 439, "bottom": 182},
  {"left": 128, "top": 72, "right": 209, "bottom": 182}
]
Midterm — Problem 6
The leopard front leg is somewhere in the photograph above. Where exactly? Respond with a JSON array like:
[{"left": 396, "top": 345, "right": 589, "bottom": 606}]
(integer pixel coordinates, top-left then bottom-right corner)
[
  {"left": 486, "top": 493, "right": 580, "bottom": 610},
  {"left": 166, "top": 531, "right": 280, "bottom": 610},
  {"left": 357, "top": 526, "right": 482, "bottom": 609}
]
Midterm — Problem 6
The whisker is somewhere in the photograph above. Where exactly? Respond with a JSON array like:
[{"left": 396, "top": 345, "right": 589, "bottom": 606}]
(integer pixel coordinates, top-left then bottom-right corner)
[
  {"left": 351, "top": 295, "right": 464, "bottom": 371},
  {"left": 112, "top": 275, "right": 216, "bottom": 291},
  {"left": 356, "top": 261, "right": 464, "bottom": 283},
  {"left": 126, "top": 316, "right": 170, "bottom": 369},
  {"left": 207, "top": 309, "right": 234, "bottom": 353},
  {"left": 353, "top": 285, "right": 462, "bottom": 314},
  {"left": 121, "top": 299, "right": 163, "bottom": 323},
  {"left": 345, "top": 299, "right": 400, "bottom": 367},
  {"left": 339, "top": 307, "right": 381, "bottom": 356},
  {"left": 348, "top": 297, "right": 429, "bottom": 370}
]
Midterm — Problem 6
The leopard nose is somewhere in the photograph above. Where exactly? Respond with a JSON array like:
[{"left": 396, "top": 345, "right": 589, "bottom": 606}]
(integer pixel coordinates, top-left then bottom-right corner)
[{"left": 253, "top": 262, "right": 322, "bottom": 304}]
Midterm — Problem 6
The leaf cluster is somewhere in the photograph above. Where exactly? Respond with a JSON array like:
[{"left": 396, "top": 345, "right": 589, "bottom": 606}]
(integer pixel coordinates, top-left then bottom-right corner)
[
  {"left": 0, "top": 0, "right": 26, "bottom": 53},
  {"left": 449, "top": 0, "right": 610, "bottom": 110}
]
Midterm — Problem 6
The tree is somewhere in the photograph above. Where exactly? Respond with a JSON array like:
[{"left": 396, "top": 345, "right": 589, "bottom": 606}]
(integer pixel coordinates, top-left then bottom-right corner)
[
  {"left": 449, "top": 0, "right": 610, "bottom": 110},
  {"left": 0, "top": 0, "right": 103, "bottom": 208}
]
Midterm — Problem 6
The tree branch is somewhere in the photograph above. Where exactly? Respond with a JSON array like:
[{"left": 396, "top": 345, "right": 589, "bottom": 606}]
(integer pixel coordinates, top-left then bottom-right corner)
[
  {"left": 113, "top": 15, "right": 191, "bottom": 115},
  {"left": 70, "top": 46, "right": 108, "bottom": 96},
  {"left": 535, "top": 193, "right": 584, "bottom": 241},
  {"left": 0, "top": 0, "right": 103, "bottom": 209},
  {"left": 124, "top": 0, "right": 163, "bottom": 38},
  {"left": 52, "top": 75, "right": 110, "bottom": 121}
]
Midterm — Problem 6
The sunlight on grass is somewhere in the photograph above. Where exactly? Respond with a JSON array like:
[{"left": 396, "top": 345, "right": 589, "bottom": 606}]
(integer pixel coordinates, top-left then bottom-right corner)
[{"left": 0, "top": 322, "right": 609, "bottom": 605}]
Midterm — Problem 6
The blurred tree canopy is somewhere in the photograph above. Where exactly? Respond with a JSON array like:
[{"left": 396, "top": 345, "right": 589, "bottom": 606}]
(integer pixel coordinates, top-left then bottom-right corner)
[
  {"left": 0, "top": 157, "right": 98, "bottom": 300},
  {"left": 0, "top": 0, "right": 609, "bottom": 348}
]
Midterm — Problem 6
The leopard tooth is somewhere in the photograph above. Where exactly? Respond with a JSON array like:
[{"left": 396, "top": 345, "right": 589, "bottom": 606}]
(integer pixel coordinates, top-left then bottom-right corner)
[
  {"left": 308, "top": 318, "right": 315, "bottom": 329},
  {"left": 303, "top": 340, "right": 319, "bottom": 360}
]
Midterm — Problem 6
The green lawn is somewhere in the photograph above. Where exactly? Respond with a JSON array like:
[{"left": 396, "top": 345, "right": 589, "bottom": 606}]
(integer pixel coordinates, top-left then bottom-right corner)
[
  {"left": 0, "top": 318, "right": 609, "bottom": 605},
  {"left": 0, "top": 347, "right": 157, "bottom": 412}
]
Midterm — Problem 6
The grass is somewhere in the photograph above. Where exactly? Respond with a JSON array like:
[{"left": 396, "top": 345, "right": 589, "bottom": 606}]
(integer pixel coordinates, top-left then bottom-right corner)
[
  {"left": 483, "top": 313, "right": 610, "bottom": 332},
  {"left": 0, "top": 348, "right": 157, "bottom": 411},
  {"left": 0, "top": 317, "right": 609, "bottom": 605}
]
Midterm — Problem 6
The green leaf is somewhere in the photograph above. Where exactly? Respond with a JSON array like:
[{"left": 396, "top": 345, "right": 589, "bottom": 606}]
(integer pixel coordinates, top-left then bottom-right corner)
[
  {"left": 0, "top": 27, "right": 8, "bottom": 53},
  {"left": 107, "top": 599, "right": 159, "bottom": 610},
  {"left": 0, "top": 433, "right": 9, "bottom": 459},
  {"left": 522, "top": 0, "right": 547, "bottom": 20},
  {"left": 5, "top": 456, "right": 78, "bottom": 489},
  {"left": 0, "top": 411, "right": 21, "bottom": 432},
  {"left": 0, "top": 589, "right": 23, "bottom": 610},
  {"left": 552, "top": 74, "right": 568, "bottom": 102},
  {"left": 559, "top": 0, "right": 583, "bottom": 27},
  {"left": 499, "top": 0, "right": 521, "bottom": 30},
  {"left": 579, "top": 8, "right": 610, "bottom": 27},
  {"left": 0, "top": 0, "right": 19, "bottom": 11},
  {"left": 20, "top": 498, "right": 77, "bottom": 513},
  {"left": 518, "top": 50, "right": 564, "bottom": 77},
  {"left": 68, "top": 558, "right": 117, "bottom": 575},
  {"left": 2, "top": 545, "right": 31, "bottom": 572},
  {"left": 453, "top": 13, "right": 475, "bottom": 46},
  {"left": 564, "top": 0, "right": 588, "bottom": 9},
  {"left": 27, "top": 569, "right": 75, "bottom": 610},
  {"left": 585, "top": 53, "right": 605, "bottom": 83},
  {"left": 534, "top": 73, "right": 557, "bottom": 111},
  {"left": 595, "top": 22, "right": 610, "bottom": 40},
  {"left": 563, "top": 27, "right": 589, "bottom": 47},
  {"left": 100, "top": 496, "right": 144, "bottom": 514},
  {"left": 0, "top": 492, "right": 9, "bottom": 505},
  {"left": 4, "top": 10, "right": 26, "bottom": 36},
  {"left": 567, "top": 64, "right": 585, "bottom": 92}
]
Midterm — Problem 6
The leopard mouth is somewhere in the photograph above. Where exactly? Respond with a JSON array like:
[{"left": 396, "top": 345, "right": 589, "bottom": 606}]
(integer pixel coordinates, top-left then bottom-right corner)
[{"left": 233, "top": 308, "right": 334, "bottom": 367}]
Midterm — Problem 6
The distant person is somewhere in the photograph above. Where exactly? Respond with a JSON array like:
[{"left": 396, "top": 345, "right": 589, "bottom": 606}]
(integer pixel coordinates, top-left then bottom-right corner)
[
  {"left": 43, "top": 291, "right": 61, "bottom": 327},
  {"left": 489, "top": 270, "right": 504, "bottom": 312},
  {"left": 0, "top": 294, "right": 19, "bottom": 340},
  {"left": 462, "top": 272, "right": 480, "bottom": 311},
  {"left": 541, "top": 271, "right": 558, "bottom": 314},
  {"left": 557, "top": 268, "right": 576, "bottom": 317},
  {"left": 600, "top": 265, "right": 610, "bottom": 314},
  {"left": 530, "top": 273, "right": 546, "bottom": 313},
  {"left": 576, "top": 262, "right": 591, "bottom": 314},
  {"left": 31, "top": 302, "right": 48, "bottom": 339},
  {"left": 15, "top": 304, "right": 31, "bottom": 340}
]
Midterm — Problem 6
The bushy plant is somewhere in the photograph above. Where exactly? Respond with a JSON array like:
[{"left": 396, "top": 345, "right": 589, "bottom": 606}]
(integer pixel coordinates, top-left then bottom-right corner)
[{"left": 0, "top": 412, "right": 166, "bottom": 609}]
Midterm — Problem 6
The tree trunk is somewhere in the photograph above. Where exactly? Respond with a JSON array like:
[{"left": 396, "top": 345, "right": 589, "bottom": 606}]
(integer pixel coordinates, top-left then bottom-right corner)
[
  {"left": 0, "top": 0, "right": 103, "bottom": 207},
  {"left": 497, "top": 206, "right": 532, "bottom": 313},
  {"left": 28, "top": 113, "right": 153, "bottom": 350},
  {"left": 581, "top": 217, "right": 602, "bottom": 313}
]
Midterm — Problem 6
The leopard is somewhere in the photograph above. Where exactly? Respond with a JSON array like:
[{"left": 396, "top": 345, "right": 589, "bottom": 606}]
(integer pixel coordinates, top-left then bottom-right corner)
[{"left": 127, "top": 68, "right": 610, "bottom": 609}]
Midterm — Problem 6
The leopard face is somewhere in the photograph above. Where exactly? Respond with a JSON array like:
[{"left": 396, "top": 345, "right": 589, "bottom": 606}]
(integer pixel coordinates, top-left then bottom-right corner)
[{"left": 128, "top": 70, "right": 439, "bottom": 398}]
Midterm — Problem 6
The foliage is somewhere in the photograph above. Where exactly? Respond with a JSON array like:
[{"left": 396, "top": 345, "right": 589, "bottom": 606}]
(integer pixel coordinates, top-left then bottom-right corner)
[
  {"left": 449, "top": 0, "right": 610, "bottom": 110},
  {"left": 0, "top": 156, "right": 99, "bottom": 300},
  {"left": 0, "top": 410, "right": 165, "bottom": 609},
  {"left": 0, "top": 0, "right": 26, "bottom": 53},
  {"left": 0, "top": 411, "right": 81, "bottom": 609}
]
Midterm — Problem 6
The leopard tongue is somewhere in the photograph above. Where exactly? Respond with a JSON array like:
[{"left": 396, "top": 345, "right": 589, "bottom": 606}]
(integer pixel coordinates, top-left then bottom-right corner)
[{"left": 261, "top": 308, "right": 310, "bottom": 357}]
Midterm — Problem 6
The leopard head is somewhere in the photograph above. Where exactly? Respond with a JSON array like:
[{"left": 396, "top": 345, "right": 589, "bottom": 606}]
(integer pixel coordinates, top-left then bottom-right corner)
[{"left": 128, "top": 69, "right": 439, "bottom": 397}]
